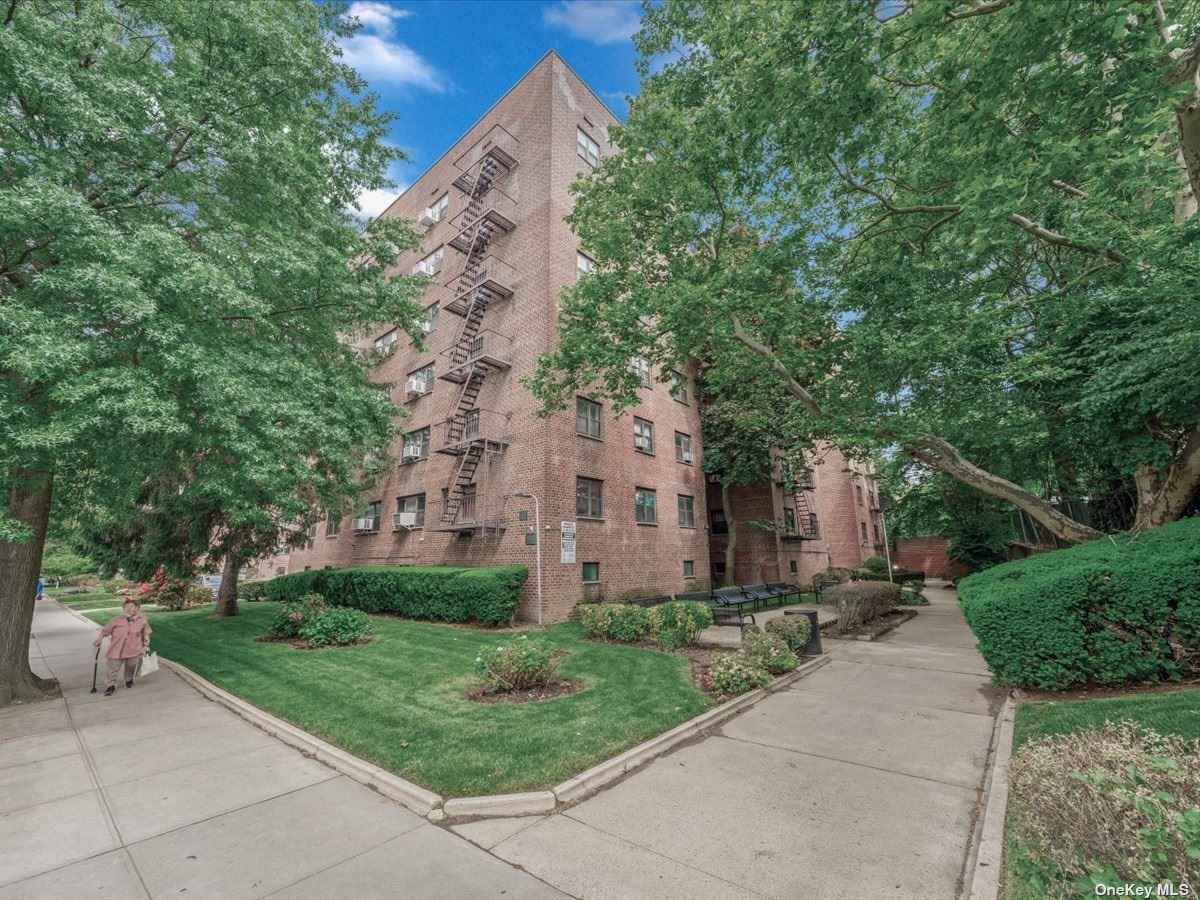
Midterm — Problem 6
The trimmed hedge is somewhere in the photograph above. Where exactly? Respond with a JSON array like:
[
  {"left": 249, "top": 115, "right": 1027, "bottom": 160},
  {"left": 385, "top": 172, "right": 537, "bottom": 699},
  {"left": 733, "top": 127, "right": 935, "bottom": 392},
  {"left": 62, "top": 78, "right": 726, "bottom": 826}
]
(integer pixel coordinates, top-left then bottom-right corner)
[
  {"left": 261, "top": 565, "right": 528, "bottom": 626},
  {"left": 958, "top": 518, "right": 1200, "bottom": 690}
]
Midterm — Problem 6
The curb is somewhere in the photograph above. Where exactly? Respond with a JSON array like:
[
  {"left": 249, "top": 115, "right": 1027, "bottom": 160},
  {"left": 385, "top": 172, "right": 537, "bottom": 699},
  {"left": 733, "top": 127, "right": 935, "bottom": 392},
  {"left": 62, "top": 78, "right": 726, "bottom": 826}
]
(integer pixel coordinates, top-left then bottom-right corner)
[
  {"left": 964, "top": 696, "right": 1016, "bottom": 900},
  {"left": 550, "top": 654, "right": 831, "bottom": 807},
  {"left": 65, "top": 598, "right": 832, "bottom": 823}
]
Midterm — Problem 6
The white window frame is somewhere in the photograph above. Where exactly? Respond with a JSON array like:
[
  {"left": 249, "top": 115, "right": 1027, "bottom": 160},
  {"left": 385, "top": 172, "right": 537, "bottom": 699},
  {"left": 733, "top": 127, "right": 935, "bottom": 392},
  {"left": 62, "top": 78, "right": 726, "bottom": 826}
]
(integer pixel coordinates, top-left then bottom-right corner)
[
  {"left": 633, "top": 417, "right": 654, "bottom": 454},
  {"left": 405, "top": 363, "right": 434, "bottom": 398},
  {"left": 402, "top": 427, "right": 430, "bottom": 462},
  {"left": 576, "top": 251, "right": 596, "bottom": 281},
  {"left": 674, "top": 431, "right": 693, "bottom": 464},
  {"left": 631, "top": 356, "right": 652, "bottom": 387},
  {"left": 418, "top": 301, "right": 439, "bottom": 335},
  {"left": 577, "top": 127, "right": 600, "bottom": 167},
  {"left": 412, "top": 246, "right": 444, "bottom": 277}
]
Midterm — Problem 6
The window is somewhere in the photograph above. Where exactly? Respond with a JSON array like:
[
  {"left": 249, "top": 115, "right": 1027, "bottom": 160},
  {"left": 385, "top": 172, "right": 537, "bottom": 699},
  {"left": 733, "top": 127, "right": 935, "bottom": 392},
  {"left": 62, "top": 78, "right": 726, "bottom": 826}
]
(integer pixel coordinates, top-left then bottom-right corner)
[
  {"left": 576, "top": 251, "right": 596, "bottom": 281},
  {"left": 395, "top": 493, "right": 426, "bottom": 528},
  {"left": 873, "top": 522, "right": 881, "bottom": 543},
  {"left": 635, "top": 488, "right": 657, "bottom": 524},
  {"left": 576, "top": 477, "right": 603, "bottom": 519},
  {"left": 670, "top": 372, "right": 689, "bottom": 404},
  {"left": 325, "top": 515, "right": 341, "bottom": 538},
  {"left": 431, "top": 193, "right": 448, "bottom": 222},
  {"left": 405, "top": 363, "right": 434, "bottom": 398},
  {"left": 784, "top": 508, "right": 796, "bottom": 533},
  {"left": 412, "top": 246, "right": 444, "bottom": 277},
  {"left": 356, "top": 500, "right": 381, "bottom": 533},
  {"left": 674, "top": 432, "right": 693, "bottom": 464},
  {"left": 576, "top": 397, "right": 602, "bottom": 439},
  {"left": 373, "top": 329, "right": 398, "bottom": 353},
  {"left": 798, "top": 466, "right": 815, "bottom": 489},
  {"left": 418, "top": 301, "right": 439, "bottom": 335},
  {"left": 582, "top": 562, "right": 600, "bottom": 583},
  {"left": 577, "top": 127, "right": 600, "bottom": 167},
  {"left": 306, "top": 523, "right": 317, "bottom": 549},
  {"left": 856, "top": 484, "right": 864, "bottom": 505},
  {"left": 710, "top": 509, "right": 728, "bottom": 535},
  {"left": 633, "top": 417, "right": 654, "bottom": 453},
  {"left": 677, "top": 494, "right": 695, "bottom": 528},
  {"left": 683, "top": 560, "right": 695, "bottom": 578},
  {"left": 789, "top": 560, "right": 798, "bottom": 575},
  {"left": 860, "top": 521, "right": 869, "bottom": 544},
  {"left": 869, "top": 490, "right": 877, "bottom": 509},
  {"left": 713, "top": 560, "right": 727, "bottom": 578},
  {"left": 402, "top": 427, "right": 430, "bottom": 461},
  {"left": 630, "top": 356, "right": 652, "bottom": 387}
]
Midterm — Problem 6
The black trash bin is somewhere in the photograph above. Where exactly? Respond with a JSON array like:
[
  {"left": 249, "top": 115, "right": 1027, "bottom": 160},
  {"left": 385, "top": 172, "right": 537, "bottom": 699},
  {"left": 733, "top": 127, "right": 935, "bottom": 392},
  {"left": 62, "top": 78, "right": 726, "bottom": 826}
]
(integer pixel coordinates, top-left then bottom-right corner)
[{"left": 784, "top": 608, "right": 822, "bottom": 656}]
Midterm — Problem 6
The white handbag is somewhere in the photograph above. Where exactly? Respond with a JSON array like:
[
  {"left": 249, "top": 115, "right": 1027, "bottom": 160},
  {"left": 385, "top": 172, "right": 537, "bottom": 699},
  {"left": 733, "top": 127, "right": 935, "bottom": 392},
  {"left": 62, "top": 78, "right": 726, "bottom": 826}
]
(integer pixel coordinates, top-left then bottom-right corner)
[{"left": 138, "top": 650, "right": 160, "bottom": 677}]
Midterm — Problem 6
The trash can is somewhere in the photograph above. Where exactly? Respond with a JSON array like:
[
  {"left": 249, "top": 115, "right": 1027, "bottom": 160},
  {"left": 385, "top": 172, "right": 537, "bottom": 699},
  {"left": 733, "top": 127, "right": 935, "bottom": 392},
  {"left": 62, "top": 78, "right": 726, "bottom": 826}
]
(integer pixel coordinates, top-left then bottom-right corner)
[{"left": 784, "top": 608, "right": 822, "bottom": 656}]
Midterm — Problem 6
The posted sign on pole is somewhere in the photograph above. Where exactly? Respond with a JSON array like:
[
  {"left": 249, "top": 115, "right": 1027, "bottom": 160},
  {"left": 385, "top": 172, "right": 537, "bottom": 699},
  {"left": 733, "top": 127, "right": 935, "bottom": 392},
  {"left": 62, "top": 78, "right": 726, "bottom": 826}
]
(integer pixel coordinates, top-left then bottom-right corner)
[{"left": 560, "top": 521, "right": 576, "bottom": 564}]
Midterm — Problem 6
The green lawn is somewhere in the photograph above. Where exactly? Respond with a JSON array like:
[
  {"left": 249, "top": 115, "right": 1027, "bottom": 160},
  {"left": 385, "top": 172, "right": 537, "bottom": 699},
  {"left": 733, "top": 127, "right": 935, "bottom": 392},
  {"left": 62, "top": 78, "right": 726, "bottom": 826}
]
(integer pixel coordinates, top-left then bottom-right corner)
[
  {"left": 58, "top": 595, "right": 126, "bottom": 611},
  {"left": 87, "top": 604, "right": 713, "bottom": 797},
  {"left": 1005, "top": 687, "right": 1200, "bottom": 899}
]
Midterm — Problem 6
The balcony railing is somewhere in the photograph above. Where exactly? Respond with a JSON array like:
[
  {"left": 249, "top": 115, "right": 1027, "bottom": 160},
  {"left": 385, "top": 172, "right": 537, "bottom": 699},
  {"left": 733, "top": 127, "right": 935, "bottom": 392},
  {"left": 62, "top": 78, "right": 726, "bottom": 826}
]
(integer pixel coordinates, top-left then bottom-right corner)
[
  {"left": 782, "top": 514, "right": 820, "bottom": 541},
  {"left": 438, "top": 329, "right": 513, "bottom": 383},
  {"left": 435, "top": 408, "right": 513, "bottom": 455},
  {"left": 444, "top": 255, "right": 516, "bottom": 316},
  {"left": 451, "top": 133, "right": 519, "bottom": 193}
]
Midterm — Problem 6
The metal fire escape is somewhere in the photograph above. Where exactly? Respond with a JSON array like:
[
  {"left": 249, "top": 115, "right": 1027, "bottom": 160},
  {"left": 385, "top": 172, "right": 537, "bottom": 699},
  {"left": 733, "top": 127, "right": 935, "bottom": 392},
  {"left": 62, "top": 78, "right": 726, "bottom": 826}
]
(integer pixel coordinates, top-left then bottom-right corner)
[
  {"left": 783, "top": 465, "right": 820, "bottom": 540},
  {"left": 433, "top": 143, "right": 518, "bottom": 531}
]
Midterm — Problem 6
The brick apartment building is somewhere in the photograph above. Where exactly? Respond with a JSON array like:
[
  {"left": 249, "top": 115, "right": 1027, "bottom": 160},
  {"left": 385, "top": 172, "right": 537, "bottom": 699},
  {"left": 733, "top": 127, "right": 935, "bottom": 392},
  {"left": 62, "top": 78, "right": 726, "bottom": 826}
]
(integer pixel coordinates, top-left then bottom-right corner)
[{"left": 270, "top": 52, "right": 881, "bottom": 621}]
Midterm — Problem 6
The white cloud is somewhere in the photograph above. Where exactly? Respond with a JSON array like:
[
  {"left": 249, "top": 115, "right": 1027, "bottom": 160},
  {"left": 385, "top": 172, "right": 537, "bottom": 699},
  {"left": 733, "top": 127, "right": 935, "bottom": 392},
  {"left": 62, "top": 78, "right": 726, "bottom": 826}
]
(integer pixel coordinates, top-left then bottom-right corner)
[
  {"left": 353, "top": 185, "right": 407, "bottom": 220},
  {"left": 542, "top": 0, "right": 641, "bottom": 45},
  {"left": 341, "top": 2, "right": 446, "bottom": 92}
]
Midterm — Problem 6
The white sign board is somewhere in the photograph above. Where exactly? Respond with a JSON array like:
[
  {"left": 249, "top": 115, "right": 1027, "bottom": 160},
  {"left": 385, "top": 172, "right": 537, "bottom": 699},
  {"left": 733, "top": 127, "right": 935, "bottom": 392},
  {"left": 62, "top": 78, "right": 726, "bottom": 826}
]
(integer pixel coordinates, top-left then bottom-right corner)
[{"left": 560, "top": 521, "right": 576, "bottom": 564}]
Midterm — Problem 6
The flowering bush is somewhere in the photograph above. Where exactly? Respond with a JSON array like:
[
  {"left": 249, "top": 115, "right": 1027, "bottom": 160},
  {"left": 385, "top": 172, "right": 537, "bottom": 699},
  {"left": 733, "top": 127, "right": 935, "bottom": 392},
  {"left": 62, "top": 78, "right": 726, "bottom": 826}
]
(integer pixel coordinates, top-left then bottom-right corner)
[
  {"left": 474, "top": 636, "right": 561, "bottom": 691},
  {"left": 648, "top": 600, "right": 714, "bottom": 649},
  {"left": 578, "top": 602, "right": 650, "bottom": 642},
  {"left": 1009, "top": 722, "right": 1200, "bottom": 894},
  {"left": 136, "top": 568, "right": 208, "bottom": 611},
  {"left": 299, "top": 607, "right": 372, "bottom": 647},
  {"left": 742, "top": 630, "right": 798, "bottom": 675},
  {"left": 765, "top": 616, "right": 812, "bottom": 653},
  {"left": 270, "top": 593, "right": 327, "bottom": 639},
  {"left": 709, "top": 651, "right": 771, "bottom": 696}
]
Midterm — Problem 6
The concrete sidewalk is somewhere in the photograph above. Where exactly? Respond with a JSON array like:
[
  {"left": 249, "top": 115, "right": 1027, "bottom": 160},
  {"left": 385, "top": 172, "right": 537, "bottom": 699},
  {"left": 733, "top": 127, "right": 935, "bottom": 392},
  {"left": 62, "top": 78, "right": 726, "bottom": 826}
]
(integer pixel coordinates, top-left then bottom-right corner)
[
  {"left": 0, "top": 601, "right": 566, "bottom": 900},
  {"left": 456, "top": 583, "right": 1002, "bottom": 900}
]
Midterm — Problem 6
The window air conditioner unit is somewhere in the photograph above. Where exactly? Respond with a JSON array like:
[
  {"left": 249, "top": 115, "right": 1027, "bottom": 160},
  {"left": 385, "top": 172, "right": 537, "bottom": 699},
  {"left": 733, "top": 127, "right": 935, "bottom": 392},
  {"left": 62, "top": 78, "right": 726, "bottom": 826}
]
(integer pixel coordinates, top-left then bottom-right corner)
[
  {"left": 405, "top": 377, "right": 428, "bottom": 398},
  {"left": 682, "top": 450, "right": 693, "bottom": 463},
  {"left": 394, "top": 511, "right": 418, "bottom": 530},
  {"left": 635, "top": 436, "right": 650, "bottom": 451},
  {"left": 402, "top": 447, "right": 422, "bottom": 461},
  {"left": 353, "top": 516, "right": 377, "bottom": 533},
  {"left": 418, "top": 208, "right": 437, "bottom": 228},
  {"left": 420, "top": 319, "right": 434, "bottom": 334}
]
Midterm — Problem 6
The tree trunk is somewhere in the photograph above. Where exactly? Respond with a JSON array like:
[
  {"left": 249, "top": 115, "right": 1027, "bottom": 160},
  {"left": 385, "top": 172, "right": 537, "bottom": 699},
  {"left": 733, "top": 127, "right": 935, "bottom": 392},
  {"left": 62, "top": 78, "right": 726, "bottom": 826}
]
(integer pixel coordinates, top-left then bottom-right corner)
[
  {"left": 0, "top": 469, "right": 59, "bottom": 707},
  {"left": 1131, "top": 427, "right": 1200, "bottom": 531},
  {"left": 722, "top": 480, "right": 737, "bottom": 586},
  {"left": 213, "top": 552, "right": 240, "bottom": 618}
]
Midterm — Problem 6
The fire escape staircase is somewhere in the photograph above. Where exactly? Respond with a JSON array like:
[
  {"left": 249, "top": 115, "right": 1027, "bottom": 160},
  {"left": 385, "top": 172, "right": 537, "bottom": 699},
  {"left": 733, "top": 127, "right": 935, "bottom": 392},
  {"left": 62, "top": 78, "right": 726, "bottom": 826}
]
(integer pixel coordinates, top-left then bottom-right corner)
[{"left": 436, "top": 146, "right": 516, "bottom": 530}]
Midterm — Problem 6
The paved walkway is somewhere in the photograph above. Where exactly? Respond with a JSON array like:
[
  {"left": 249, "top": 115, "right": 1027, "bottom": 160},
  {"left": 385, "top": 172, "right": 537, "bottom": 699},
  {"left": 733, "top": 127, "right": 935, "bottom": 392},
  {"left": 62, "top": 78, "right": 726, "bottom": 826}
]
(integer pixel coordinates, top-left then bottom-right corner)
[
  {"left": 4, "top": 586, "right": 999, "bottom": 899},
  {"left": 451, "top": 583, "right": 1003, "bottom": 900},
  {"left": 0, "top": 601, "right": 566, "bottom": 899}
]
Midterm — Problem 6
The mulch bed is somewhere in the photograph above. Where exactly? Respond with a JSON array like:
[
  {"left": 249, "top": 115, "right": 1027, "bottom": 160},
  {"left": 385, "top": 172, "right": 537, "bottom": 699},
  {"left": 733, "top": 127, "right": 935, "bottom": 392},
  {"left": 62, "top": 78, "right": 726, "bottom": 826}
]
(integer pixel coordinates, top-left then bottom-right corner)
[
  {"left": 1015, "top": 678, "right": 1200, "bottom": 703},
  {"left": 821, "top": 609, "right": 917, "bottom": 641},
  {"left": 465, "top": 679, "right": 581, "bottom": 704}
]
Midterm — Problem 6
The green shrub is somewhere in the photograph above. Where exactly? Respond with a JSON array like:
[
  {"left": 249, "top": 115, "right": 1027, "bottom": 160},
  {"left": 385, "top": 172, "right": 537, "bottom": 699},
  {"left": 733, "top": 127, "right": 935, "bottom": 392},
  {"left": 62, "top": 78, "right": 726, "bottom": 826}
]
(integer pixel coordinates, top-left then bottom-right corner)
[
  {"left": 260, "top": 565, "right": 527, "bottom": 625},
  {"left": 850, "top": 567, "right": 888, "bottom": 582},
  {"left": 240, "top": 581, "right": 267, "bottom": 601},
  {"left": 958, "top": 518, "right": 1200, "bottom": 690},
  {"left": 270, "top": 593, "right": 327, "bottom": 639},
  {"left": 826, "top": 582, "right": 899, "bottom": 632},
  {"left": 300, "top": 607, "right": 372, "bottom": 648},
  {"left": 765, "top": 615, "right": 812, "bottom": 653},
  {"left": 709, "top": 651, "right": 771, "bottom": 696},
  {"left": 1008, "top": 722, "right": 1200, "bottom": 894},
  {"left": 862, "top": 555, "right": 889, "bottom": 574},
  {"left": 648, "top": 600, "right": 714, "bottom": 649},
  {"left": 474, "top": 636, "right": 561, "bottom": 691},
  {"left": 578, "top": 603, "right": 651, "bottom": 642},
  {"left": 743, "top": 630, "right": 797, "bottom": 675}
]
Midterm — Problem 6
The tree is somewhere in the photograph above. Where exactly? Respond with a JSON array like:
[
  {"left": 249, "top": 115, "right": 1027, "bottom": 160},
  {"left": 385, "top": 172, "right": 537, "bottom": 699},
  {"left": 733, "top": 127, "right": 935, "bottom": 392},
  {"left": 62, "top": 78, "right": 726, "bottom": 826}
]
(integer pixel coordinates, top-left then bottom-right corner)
[
  {"left": 527, "top": 0, "right": 1200, "bottom": 545},
  {"left": 0, "top": 1, "right": 425, "bottom": 704}
]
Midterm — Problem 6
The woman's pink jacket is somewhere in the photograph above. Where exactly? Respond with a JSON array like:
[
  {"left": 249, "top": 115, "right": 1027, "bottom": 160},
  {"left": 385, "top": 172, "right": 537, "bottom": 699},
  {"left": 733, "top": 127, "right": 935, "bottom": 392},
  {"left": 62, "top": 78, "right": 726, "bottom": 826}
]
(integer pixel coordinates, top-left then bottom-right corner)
[{"left": 99, "top": 613, "right": 152, "bottom": 660}]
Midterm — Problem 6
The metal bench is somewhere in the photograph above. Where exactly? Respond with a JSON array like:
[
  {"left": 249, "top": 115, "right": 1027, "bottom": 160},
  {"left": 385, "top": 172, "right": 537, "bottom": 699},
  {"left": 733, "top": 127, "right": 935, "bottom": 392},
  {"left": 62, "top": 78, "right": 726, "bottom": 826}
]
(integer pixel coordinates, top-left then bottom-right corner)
[
  {"left": 707, "top": 586, "right": 757, "bottom": 630},
  {"left": 630, "top": 594, "right": 672, "bottom": 608},
  {"left": 765, "top": 581, "right": 802, "bottom": 604}
]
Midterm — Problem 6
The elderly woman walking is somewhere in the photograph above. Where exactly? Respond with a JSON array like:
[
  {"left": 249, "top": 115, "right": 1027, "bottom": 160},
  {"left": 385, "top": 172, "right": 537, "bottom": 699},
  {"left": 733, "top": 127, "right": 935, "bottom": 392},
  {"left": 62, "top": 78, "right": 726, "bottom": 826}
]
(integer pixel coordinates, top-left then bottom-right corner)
[{"left": 93, "top": 599, "right": 152, "bottom": 697}]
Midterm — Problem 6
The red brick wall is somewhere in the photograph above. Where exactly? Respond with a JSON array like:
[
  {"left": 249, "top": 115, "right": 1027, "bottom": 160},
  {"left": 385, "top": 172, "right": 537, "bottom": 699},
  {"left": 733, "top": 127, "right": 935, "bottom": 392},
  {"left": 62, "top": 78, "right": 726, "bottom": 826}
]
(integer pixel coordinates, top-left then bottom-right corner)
[
  {"left": 891, "top": 536, "right": 967, "bottom": 580},
  {"left": 273, "top": 53, "right": 709, "bottom": 622}
]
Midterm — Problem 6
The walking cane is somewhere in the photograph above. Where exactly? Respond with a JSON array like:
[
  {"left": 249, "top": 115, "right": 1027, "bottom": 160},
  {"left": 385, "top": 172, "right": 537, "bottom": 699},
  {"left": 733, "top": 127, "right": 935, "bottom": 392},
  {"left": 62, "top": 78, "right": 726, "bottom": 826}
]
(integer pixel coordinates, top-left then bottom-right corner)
[{"left": 90, "top": 645, "right": 100, "bottom": 693}]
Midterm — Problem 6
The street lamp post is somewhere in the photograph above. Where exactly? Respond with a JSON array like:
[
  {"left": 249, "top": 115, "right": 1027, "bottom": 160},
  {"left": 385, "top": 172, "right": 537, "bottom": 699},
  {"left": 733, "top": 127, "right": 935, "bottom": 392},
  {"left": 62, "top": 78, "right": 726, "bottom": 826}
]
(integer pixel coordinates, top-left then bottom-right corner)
[
  {"left": 879, "top": 495, "right": 894, "bottom": 583},
  {"left": 514, "top": 491, "right": 542, "bottom": 627}
]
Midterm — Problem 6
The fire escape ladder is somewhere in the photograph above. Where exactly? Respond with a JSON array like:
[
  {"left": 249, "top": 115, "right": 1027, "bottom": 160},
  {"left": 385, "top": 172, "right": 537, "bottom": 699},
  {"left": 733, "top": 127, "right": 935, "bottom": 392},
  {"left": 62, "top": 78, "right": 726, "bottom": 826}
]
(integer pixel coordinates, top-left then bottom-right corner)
[{"left": 791, "top": 487, "right": 818, "bottom": 539}]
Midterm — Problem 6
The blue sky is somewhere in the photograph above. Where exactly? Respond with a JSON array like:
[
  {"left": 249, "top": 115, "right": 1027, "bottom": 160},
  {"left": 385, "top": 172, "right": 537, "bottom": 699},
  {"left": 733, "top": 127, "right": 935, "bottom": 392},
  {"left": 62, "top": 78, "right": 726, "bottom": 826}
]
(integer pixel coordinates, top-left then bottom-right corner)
[{"left": 340, "top": 0, "right": 644, "bottom": 216}]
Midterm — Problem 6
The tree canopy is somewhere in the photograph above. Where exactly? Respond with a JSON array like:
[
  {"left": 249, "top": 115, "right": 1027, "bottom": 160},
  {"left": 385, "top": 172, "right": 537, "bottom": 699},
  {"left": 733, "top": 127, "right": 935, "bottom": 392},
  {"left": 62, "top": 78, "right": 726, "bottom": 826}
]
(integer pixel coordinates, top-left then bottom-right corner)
[
  {"left": 0, "top": 0, "right": 425, "bottom": 703},
  {"left": 528, "top": 0, "right": 1200, "bottom": 544}
]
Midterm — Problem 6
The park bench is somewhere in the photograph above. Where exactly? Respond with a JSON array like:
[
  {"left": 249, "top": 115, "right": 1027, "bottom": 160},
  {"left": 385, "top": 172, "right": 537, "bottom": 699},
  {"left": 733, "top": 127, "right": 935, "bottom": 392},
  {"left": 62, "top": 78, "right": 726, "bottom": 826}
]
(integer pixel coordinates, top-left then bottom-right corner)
[
  {"left": 740, "top": 583, "right": 784, "bottom": 610},
  {"left": 812, "top": 572, "right": 841, "bottom": 600},
  {"left": 630, "top": 594, "right": 672, "bottom": 608},
  {"left": 765, "top": 581, "right": 802, "bottom": 604},
  {"left": 707, "top": 586, "right": 757, "bottom": 630}
]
